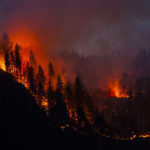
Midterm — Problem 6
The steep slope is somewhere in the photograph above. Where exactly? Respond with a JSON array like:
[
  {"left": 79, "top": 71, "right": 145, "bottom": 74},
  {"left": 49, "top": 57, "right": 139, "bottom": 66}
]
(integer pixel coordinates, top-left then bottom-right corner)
[
  {"left": 0, "top": 69, "right": 60, "bottom": 149},
  {"left": 0, "top": 69, "right": 150, "bottom": 150}
]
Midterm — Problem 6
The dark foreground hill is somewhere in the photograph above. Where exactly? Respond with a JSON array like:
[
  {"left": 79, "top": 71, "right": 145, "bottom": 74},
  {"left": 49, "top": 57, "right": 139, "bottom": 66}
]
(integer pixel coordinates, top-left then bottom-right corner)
[{"left": 0, "top": 69, "right": 150, "bottom": 150}]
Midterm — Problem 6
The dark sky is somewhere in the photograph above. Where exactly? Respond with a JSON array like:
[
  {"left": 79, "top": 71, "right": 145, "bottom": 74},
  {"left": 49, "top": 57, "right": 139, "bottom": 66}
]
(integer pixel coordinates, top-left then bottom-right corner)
[{"left": 1, "top": 0, "right": 150, "bottom": 55}]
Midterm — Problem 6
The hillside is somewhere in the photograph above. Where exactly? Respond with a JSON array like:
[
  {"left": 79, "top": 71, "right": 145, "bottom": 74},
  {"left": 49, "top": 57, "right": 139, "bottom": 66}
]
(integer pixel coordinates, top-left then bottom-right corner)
[
  {"left": 0, "top": 69, "right": 61, "bottom": 149},
  {"left": 0, "top": 69, "right": 150, "bottom": 150}
]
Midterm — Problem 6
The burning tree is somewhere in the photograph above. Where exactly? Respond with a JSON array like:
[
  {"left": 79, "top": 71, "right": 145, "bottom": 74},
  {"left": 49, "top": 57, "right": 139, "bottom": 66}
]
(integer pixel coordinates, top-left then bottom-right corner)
[
  {"left": 27, "top": 66, "right": 36, "bottom": 94},
  {"left": 36, "top": 65, "right": 46, "bottom": 106},
  {"left": 0, "top": 33, "right": 12, "bottom": 72},
  {"left": 14, "top": 43, "right": 22, "bottom": 77}
]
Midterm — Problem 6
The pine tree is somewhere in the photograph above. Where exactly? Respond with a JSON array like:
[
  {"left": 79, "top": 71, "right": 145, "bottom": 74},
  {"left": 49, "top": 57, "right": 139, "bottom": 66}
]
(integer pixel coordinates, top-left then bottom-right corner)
[
  {"left": 74, "top": 75, "right": 89, "bottom": 129},
  {"left": 10, "top": 50, "right": 15, "bottom": 74},
  {"left": 84, "top": 94, "right": 94, "bottom": 123},
  {"left": 47, "top": 80, "right": 55, "bottom": 115},
  {"left": 29, "top": 50, "right": 37, "bottom": 69},
  {"left": 74, "top": 75, "right": 85, "bottom": 107},
  {"left": 76, "top": 106, "right": 90, "bottom": 131},
  {"left": 27, "top": 66, "right": 36, "bottom": 94},
  {"left": 0, "top": 33, "right": 12, "bottom": 72},
  {"left": 36, "top": 65, "right": 46, "bottom": 106},
  {"left": 48, "top": 61, "right": 55, "bottom": 79},
  {"left": 25, "top": 61, "right": 30, "bottom": 82},
  {"left": 4, "top": 50, "right": 10, "bottom": 72},
  {"left": 56, "top": 75, "right": 63, "bottom": 91},
  {"left": 64, "top": 81, "right": 75, "bottom": 119},
  {"left": 50, "top": 75, "right": 70, "bottom": 126},
  {"left": 14, "top": 43, "right": 22, "bottom": 76},
  {"left": 65, "top": 81, "right": 73, "bottom": 100}
]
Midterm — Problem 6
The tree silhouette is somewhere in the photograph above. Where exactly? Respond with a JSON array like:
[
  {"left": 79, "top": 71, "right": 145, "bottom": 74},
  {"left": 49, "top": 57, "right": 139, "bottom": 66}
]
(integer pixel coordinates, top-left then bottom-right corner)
[
  {"left": 64, "top": 81, "right": 77, "bottom": 120},
  {"left": 29, "top": 50, "right": 37, "bottom": 69},
  {"left": 74, "top": 75, "right": 86, "bottom": 108},
  {"left": 36, "top": 65, "right": 46, "bottom": 106},
  {"left": 47, "top": 79, "right": 55, "bottom": 115},
  {"left": 48, "top": 61, "right": 55, "bottom": 79},
  {"left": 74, "top": 75, "right": 91, "bottom": 129},
  {"left": 14, "top": 43, "right": 22, "bottom": 76},
  {"left": 10, "top": 50, "right": 15, "bottom": 74},
  {"left": 27, "top": 66, "right": 36, "bottom": 94},
  {"left": 84, "top": 93, "right": 94, "bottom": 124},
  {"left": 65, "top": 81, "right": 73, "bottom": 100},
  {"left": 0, "top": 33, "right": 12, "bottom": 72},
  {"left": 65, "top": 81, "right": 74, "bottom": 106},
  {"left": 4, "top": 50, "right": 10, "bottom": 72},
  {"left": 76, "top": 106, "right": 90, "bottom": 131},
  {"left": 50, "top": 75, "right": 70, "bottom": 126}
]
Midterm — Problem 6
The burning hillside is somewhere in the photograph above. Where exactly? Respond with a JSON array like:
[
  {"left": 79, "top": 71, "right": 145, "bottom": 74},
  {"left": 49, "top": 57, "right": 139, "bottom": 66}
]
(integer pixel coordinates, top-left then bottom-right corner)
[{"left": 0, "top": 33, "right": 150, "bottom": 140}]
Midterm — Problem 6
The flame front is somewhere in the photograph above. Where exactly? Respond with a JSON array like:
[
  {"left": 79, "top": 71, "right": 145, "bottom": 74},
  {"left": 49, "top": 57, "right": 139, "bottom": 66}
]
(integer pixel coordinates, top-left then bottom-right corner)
[{"left": 110, "top": 80, "right": 129, "bottom": 98}]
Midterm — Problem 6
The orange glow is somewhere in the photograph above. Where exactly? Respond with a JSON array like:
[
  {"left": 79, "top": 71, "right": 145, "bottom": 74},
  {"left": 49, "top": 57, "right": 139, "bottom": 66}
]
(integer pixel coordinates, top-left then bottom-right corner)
[
  {"left": 9, "top": 29, "right": 39, "bottom": 63},
  {"left": 8, "top": 28, "right": 73, "bottom": 82},
  {"left": 139, "top": 134, "right": 150, "bottom": 138},
  {"left": 10, "top": 30, "right": 36, "bottom": 47},
  {"left": 0, "top": 56, "right": 6, "bottom": 71},
  {"left": 110, "top": 79, "right": 129, "bottom": 98}
]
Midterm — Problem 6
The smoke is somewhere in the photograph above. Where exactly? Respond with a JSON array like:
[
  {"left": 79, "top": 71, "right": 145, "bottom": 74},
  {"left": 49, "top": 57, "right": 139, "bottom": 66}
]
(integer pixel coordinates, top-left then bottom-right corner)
[
  {"left": 1, "top": 0, "right": 150, "bottom": 88},
  {"left": 1, "top": 0, "right": 150, "bottom": 55},
  {"left": 58, "top": 50, "right": 134, "bottom": 89}
]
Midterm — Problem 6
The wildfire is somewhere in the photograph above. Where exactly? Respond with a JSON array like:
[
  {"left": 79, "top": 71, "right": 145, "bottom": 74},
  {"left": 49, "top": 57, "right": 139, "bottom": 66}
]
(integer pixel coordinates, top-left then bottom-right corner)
[
  {"left": 110, "top": 80, "right": 129, "bottom": 98},
  {"left": 9, "top": 29, "right": 38, "bottom": 62},
  {"left": 0, "top": 56, "right": 6, "bottom": 71}
]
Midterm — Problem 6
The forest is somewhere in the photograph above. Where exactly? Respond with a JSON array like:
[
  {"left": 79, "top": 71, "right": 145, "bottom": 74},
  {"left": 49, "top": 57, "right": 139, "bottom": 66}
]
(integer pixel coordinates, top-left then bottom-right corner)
[{"left": 0, "top": 33, "right": 150, "bottom": 140}]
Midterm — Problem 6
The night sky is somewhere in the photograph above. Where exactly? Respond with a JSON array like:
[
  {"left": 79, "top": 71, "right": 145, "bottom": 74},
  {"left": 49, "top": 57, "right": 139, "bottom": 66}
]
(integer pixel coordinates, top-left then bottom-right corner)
[{"left": 0, "top": 0, "right": 150, "bottom": 56}]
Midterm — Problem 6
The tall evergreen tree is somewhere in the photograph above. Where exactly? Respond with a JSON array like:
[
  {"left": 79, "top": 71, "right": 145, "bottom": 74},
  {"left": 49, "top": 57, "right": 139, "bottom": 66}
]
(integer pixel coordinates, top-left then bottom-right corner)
[
  {"left": 25, "top": 62, "right": 30, "bottom": 81},
  {"left": 48, "top": 61, "right": 55, "bottom": 79},
  {"left": 64, "top": 81, "right": 75, "bottom": 118},
  {"left": 74, "top": 75, "right": 89, "bottom": 128},
  {"left": 14, "top": 43, "right": 22, "bottom": 75},
  {"left": 76, "top": 106, "right": 89, "bottom": 130},
  {"left": 4, "top": 50, "right": 10, "bottom": 72},
  {"left": 36, "top": 65, "right": 46, "bottom": 106},
  {"left": 74, "top": 75, "right": 85, "bottom": 107},
  {"left": 56, "top": 75, "right": 63, "bottom": 92},
  {"left": 0, "top": 33, "right": 12, "bottom": 72},
  {"left": 27, "top": 66, "right": 36, "bottom": 94},
  {"left": 50, "top": 75, "right": 70, "bottom": 126},
  {"left": 84, "top": 93, "right": 94, "bottom": 123},
  {"left": 47, "top": 80, "right": 55, "bottom": 115},
  {"left": 65, "top": 81, "right": 73, "bottom": 100},
  {"left": 29, "top": 50, "right": 37, "bottom": 69},
  {"left": 10, "top": 50, "right": 15, "bottom": 74}
]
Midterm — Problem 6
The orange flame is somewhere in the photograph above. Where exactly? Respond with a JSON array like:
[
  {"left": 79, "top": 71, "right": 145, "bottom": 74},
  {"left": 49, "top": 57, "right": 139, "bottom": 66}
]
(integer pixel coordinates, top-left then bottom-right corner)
[
  {"left": 0, "top": 56, "right": 6, "bottom": 71},
  {"left": 110, "top": 79, "right": 129, "bottom": 98}
]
